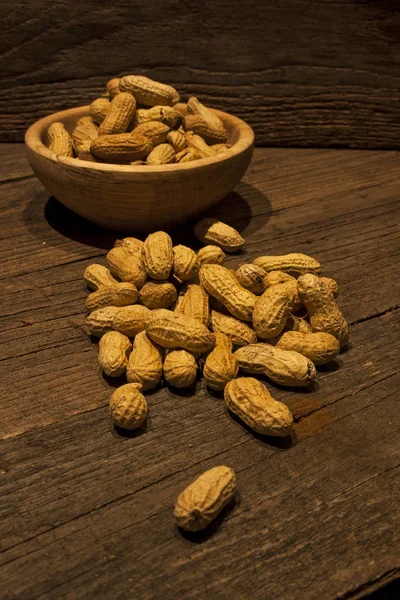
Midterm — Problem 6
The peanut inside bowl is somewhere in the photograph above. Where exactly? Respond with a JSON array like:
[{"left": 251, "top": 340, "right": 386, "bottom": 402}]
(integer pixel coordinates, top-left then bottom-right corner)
[{"left": 25, "top": 104, "right": 254, "bottom": 231}]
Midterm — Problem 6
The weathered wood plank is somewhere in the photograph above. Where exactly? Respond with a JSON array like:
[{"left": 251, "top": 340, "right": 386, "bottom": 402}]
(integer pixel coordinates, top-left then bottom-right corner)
[
  {"left": 1, "top": 2, "right": 400, "bottom": 147},
  {"left": 1, "top": 145, "right": 399, "bottom": 599}
]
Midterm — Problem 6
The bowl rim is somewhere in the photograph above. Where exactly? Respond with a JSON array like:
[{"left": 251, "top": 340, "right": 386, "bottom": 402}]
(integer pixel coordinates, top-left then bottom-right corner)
[{"left": 25, "top": 103, "right": 254, "bottom": 173}]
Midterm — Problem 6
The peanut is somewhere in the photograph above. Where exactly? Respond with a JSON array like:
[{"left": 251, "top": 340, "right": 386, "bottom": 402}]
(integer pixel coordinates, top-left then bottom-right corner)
[
  {"left": 139, "top": 281, "right": 177, "bottom": 310},
  {"left": 203, "top": 332, "right": 238, "bottom": 390},
  {"left": 109, "top": 383, "right": 147, "bottom": 430},
  {"left": 119, "top": 75, "right": 180, "bottom": 107},
  {"left": 146, "top": 143, "right": 175, "bottom": 165},
  {"left": 263, "top": 271, "right": 302, "bottom": 311},
  {"left": 199, "top": 264, "right": 256, "bottom": 322},
  {"left": 194, "top": 218, "right": 244, "bottom": 253},
  {"left": 197, "top": 245, "right": 226, "bottom": 265},
  {"left": 177, "top": 151, "right": 197, "bottom": 163},
  {"left": 98, "top": 92, "right": 136, "bottom": 135},
  {"left": 106, "top": 246, "right": 147, "bottom": 289},
  {"left": 133, "top": 121, "right": 170, "bottom": 146},
  {"left": 47, "top": 122, "right": 74, "bottom": 157},
  {"left": 284, "top": 314, "right": 313, "bottom": 334},
  {"left": 235, "top": 343, "right": 316, "bottom": 387},
  {"left": 254, "top": 253, "right": 321, "bottom": 276},
  {"left": 91, "top": 132, "right": 153, "bottom": 162},
  {"left": 86, "top": 306, "right": 120, "bottom": 337},
  {"left": 185, "top": 133, "right": 216, "bottom": 158},
  {"left": 187, "top": 96, "right": 226, "bottom": 134},
  {"left": 253, "top": 281, "right": 298, "bottom": 339},
  {"left": 321, "top": 276, "right": 339, "bottom": 298},
  {"left": 146, "top": 309, "right": 215, "bottom": 352},
  {"left": 167, "top": 130, "right": 186, "bottom": 153},
  {"left": 174, "top": 466, "right": 236, "bottom": 532},
  {"left": 99, "top": 331, "right": 132, "bottom": 377},
  {"left": 173, "top": 245, "right": 200, "bottom": 282},
  {"left": 177, "top": 284, "right": 209, "bottom": 326},
  {"left": 224, "top": 377, "right": 293, "bottom": 436},
  {"left": 211, "top": 143, "right": 231, "bottom": 154},
  {"left": 210, "top": 310, "right": 257, "bottom": 347},
  {"left": 114, "top": 237, "right": 144, "bottom": 257},
  {"left": 126, "top": 331, "right": 163, "bottom": 390},
  {"left": 142, "top": 231, "right": 174, "bottom": 280},
  {"left": 183, "top": 114, "right": 228, "bottom": 145},
  {"left": 85, "top": 282, "right": 138, "bottom": 312},
  {"left": 71, "top": 116, "right": 98, "bottom": 153},
  {"left": 163, "top": 349, "right": 197, "bottom": 388},
  {"left": 276, "top": 331, "right": 340, "bottom": 365},
  {"left": 84, "top": 264, "right": 119, "bottom": 290},
  {"left": 112, "top": 305, "right": 151, "bottom": 337},
  {"left": 134, "top": 106, "right": 181, "bottom": 128},
  {"left": 297, "top": 273, "right": 349, "bottom": 348},
  {"left": 106, "top": 77, "right": 121, "bottom": 98},
  {"left": 236, "top": 264, "right": 266, "bottom": 295},
  {"left": 90, "top": 97, "right": 110, "bottom": 124},
  {"left": 77, "top": 141, "right": 98, "bottom": 162}
]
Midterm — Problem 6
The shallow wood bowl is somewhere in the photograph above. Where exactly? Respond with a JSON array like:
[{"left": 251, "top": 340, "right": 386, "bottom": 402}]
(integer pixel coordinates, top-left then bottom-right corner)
[{"left": 25, "top": 104, "right": 254, "bottom": 231}]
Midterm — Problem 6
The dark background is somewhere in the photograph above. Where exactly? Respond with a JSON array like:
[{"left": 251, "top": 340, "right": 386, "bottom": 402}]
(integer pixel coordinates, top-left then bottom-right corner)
[{"left": 2, "top": 0, "right": 400, "bottom": 147}]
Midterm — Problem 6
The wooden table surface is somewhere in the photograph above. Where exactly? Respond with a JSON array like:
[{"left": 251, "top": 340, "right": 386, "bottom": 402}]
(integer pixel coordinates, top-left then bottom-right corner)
[{"left": 1, "top": 145, "right": 399, "bottom": 600}]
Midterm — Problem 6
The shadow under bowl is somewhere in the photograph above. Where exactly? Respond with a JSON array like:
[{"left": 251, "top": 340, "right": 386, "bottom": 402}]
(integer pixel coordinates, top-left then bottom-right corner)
[{"left": 25, "top": 104, "right": 254, "bottom": 232}]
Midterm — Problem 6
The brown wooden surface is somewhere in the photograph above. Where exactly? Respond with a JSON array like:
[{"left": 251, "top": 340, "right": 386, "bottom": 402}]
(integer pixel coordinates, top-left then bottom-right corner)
[
  {"left": 2, "top": 1, "right": 400, "bottom": 148},
  {"left": 1, "top": 144, "right": 399, "bottom": 599}
]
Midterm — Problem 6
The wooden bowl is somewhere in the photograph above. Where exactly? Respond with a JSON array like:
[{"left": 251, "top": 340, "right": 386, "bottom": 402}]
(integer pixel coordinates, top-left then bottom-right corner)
[{"left": 25, "top": 104, "right": 254, "bottom": 231}]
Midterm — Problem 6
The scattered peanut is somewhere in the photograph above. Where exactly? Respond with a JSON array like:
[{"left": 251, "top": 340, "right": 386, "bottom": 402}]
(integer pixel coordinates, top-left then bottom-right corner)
[
  {"left": 210, "top": 310, "right": 257, "bottom": 347},
  {"left": 173, "top": 245, "right": 199, "bottom": 282},
  {"left": 142, "top": 231, "right": 174, "bottom": 280},
  {"left": 224, "top": 378, "right": 293, "bottom": 436},
  {"left": 139, "top": 280, "right": 177, "bottom": 310},
  {"left": 147, "top": 309, "right": 215, "bottom": 352},
  {"left": 197, "top": 245, "right": 226, "bottom": 265},
  {"left": 276, "top": 331, "right": 340, "bottom": 365},
  {"left": 253, "top": 281, "right": 298, "bottom": 339},
  {"left": 177, "top": 284, "right": 209, "bottom": 325},
  {"left": 99, "top": 331, "right": 132, "bottom": 377},
  {"left": 164, "top": 349, "right": 198, "bottom": 388},
  {"left": 174, "top": 466, "right": 236, "bottom": 532},
  {"left": 106, "top": 246, "right": 147, "bottom": 289},
  {"left": 84, "top": 264, "right": 119, "bottom": 290},
  {"left": 112, "top": 305, "right": 151, "bottom": 337},
  {"left": 236, "top": 264, "right": 266, "bottom": 295},
  {"left": 194, "top": 218, "right": 244, "bottom": 253},
  {"left": 254, "top": 253, "right": 321, "bottom": 276},
  {"left": 200, "top": 264, "right": 256, "bottom": 322},
  {"left": 203, "top": 332, "right": 238, "bottom": 390},
  {"left": 109, "top": 383, "right": 147, "bottom": 430},
  {"left": 85, "top": 282, "right": 138, "bottom": 312},
  {"left": 86, "top": 306, "right": 120, "bottom": 337},
  {"left": 126, "top": 331, "right": 163, "bottom": 390}
]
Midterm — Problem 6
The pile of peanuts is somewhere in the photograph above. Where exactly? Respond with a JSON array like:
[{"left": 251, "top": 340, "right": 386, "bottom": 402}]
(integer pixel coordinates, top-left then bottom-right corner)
[
  {"left": 46, "top": 74, "right": 231, "bottom": 165},
  {"left": 83, "top": 218, "right": 349, "bottom": 533}
]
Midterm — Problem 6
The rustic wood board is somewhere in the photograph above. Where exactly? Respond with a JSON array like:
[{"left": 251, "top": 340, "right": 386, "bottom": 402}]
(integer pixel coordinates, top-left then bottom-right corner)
[
  {"left": 0, "top": 145, "right": 399, "bottom": 599},
  {"left": 1, "top": 1, "right": 400, "bottom": 148}
]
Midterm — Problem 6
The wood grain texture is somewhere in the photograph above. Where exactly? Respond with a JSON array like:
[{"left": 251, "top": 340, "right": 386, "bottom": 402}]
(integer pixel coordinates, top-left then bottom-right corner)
[
  {"left": 1, "top": 1, "right": 400, "bottom": 147},
  {"left": 0, "top": 144, "right": 399, "bottom": 599}
]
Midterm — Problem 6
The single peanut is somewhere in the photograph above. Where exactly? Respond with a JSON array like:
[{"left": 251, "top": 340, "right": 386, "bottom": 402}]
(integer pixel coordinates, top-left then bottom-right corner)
[
  {"left": 185, "top": 132, "right": 215, "bottom": 158},
  {"left": 134, "top": 105, "right": 181, "bottom": 128},
  {"left": 224, "top": 377, "right": 293, "bottom": 436},
  {"left": 85, "top": 282, "right": 138, "bottom": 312},
  {"left": 106, "top": 246, "right": 147, "bottom": 289},
  {"left": 197, "top": 245, "right": 226, "bottom": 265},
  {"left": 98, "top": 92, "right": 137, "bottom": 136},
  {"left": 109, "top": 383, "right": 147, "bottom": 430},
  {"left": 203, "top": 332, "right": 238, "bottom": 390},
  {"left": 167, "top": 130, "right": 186, "bottom": 153},
  {"left": 174, "top": 466, "right": 236, "bottom": 532},
  {"left": 235, "top": 343, "right": 316, "bottom": 387},
  {"left": 177, "top": 151, "right": 197, "bottom": 163},
  {"left": 253, "top": 281, "right": 298, "bottom": 339},
  {"left": 91, "top": 132, "right": 153, "bottom": 162},
  {"left": 284, "top": 314, "right": 313, "bottom": 334},
  {"left": 321, "top": 276, "right": 339, "bottom": 298},
  {"left": 187, "top": 96, "right": 226, "bottom": 133},
  {"left": 199, "top": 264, "right": 256, "bottom": 322},
  {"left": 297, "top": 273, "right": 349, "bottom": 348},
  {"left": 173, "top": 245, "right": 200, "bottom": 282},
  {"left": 126, "top": 331, "right": 163, "bottom": 390},
  {"left": 84, "top": 264, "right": 119, "bottom": 290},
  {"left": 99, "top": 331, "right": 132, "bottom": 377},
  {"left": 139, "top": 281, "right": 177, "bottom": 309},
  {"left": 177, "top": 284, "right": 209, "bottom": 326},
  {"left": 163, "top": 349, "right": 197, "bottom": 388},
  {"left": 47, "top": 122, "right": 74, "bottom": 157},
  {"left": 263, "top": 271, "right": 302, "bottom": 310},
  {"left": 210, "top": 143, "right": 231, "bottom": 154},
  {"left": 146, "top": 309, "right": 215, "bottom": 352},
  {"left": 114, "top": 237, "right": 144, "bottom": 257},
  {"left": 142, "top": 231, "right": 174, "bottom": 280},
  {"left": 112, "top": 305, "right": 151, "bottom": 337},
  {"left": 183, "top": 114, "right": 228, "bottom": 145},
  {"left": 133, "top": 121, "right": 170, "bottom": 146},
  {"left": 254, "top": 254, "right": 321, "bottom": 276},
  {"left": 276, "top": 331, "right": 340, "bottom": 365},
  {"left": 210, "top": 310, "right": 257, "bottom": 347},
  {"left": 146, "top": 143, "right": 175, "bottom": 165},
  {"left": 194, "top": 218, "right": 244, "bottom": 253},
  {"left": 90, "top": 97, "right": 110, "bottom": 123},
  {"left": 106, "top": 77, "right": 121, "bottom": 98},
  {"left": 86, "top": 306, "right": 120, "bottom": 337},
  {"left": 77, "top": 141, "right": 98, "bottom": 162},
  {"left": 236, "top": 264, "right": 266, "bottom": 295},
  {"left": 119, "top": 75, "right": 180, "bottom": 107}
]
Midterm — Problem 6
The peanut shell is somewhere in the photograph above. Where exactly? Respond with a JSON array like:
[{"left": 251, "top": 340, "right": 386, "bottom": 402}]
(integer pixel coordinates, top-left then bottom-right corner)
[{"left": 109, "top": 383, "right": 147, "bottom": 430}]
